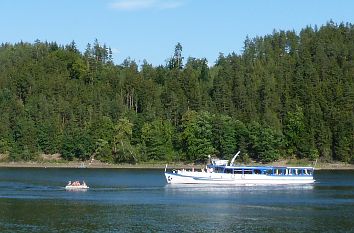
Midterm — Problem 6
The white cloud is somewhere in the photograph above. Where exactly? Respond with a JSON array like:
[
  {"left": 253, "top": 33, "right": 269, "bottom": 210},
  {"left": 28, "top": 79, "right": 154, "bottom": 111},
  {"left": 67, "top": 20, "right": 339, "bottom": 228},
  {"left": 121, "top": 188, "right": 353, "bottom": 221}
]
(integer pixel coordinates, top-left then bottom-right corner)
[
  {"left": 110, "top": 0, "right": 183, "bottom": 11},
  {"left": 160, "top": 1, "right": 183, "bottom": 9},
  {"left": 110, "top": 0, "right": 155, "bottom": 10}
]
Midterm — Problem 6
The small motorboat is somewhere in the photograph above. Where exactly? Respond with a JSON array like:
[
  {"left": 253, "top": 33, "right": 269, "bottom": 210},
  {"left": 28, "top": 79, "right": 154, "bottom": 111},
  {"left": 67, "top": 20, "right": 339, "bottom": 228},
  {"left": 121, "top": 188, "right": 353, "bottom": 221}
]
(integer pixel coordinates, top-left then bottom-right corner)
[{"left": 65, "top": 181, "right": 89, "bottom": 190}]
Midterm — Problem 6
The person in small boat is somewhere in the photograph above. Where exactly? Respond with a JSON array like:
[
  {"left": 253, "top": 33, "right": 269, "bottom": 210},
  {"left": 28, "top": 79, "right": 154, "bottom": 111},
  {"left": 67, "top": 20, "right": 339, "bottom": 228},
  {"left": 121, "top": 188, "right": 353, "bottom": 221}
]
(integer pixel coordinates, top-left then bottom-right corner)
[
  {"left": 72, "top": 181, "right": 79, "bottom": 186},
  {"left": 82, "top": 181, "right": 86, "bottom": 186},
  {"left": 67, "top": 181, "right": 71, "bottom": 186}
]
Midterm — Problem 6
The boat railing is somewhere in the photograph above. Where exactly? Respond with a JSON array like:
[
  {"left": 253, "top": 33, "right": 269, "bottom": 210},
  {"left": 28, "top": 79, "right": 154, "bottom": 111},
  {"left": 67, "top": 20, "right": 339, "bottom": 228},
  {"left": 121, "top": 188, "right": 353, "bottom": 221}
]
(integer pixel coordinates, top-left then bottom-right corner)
[
  {"left": 212, "top": 159, "right": 229, "bottom": 166},
  {"left": 166, "top": 163, "right": 313, "bottom": 177},
  {"left": 217, "top": 167, "right": 314, "bottom": 176}
]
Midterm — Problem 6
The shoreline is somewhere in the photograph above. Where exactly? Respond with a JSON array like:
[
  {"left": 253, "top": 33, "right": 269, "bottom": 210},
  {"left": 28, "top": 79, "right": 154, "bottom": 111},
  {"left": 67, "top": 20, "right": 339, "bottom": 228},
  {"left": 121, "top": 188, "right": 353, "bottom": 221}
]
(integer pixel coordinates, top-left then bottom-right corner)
[
  {"left": 0, "top": 160, "right": 353, "bottom": 170},
  {"left": 0, "top": 161, "right": 168, "bottom": 169}
]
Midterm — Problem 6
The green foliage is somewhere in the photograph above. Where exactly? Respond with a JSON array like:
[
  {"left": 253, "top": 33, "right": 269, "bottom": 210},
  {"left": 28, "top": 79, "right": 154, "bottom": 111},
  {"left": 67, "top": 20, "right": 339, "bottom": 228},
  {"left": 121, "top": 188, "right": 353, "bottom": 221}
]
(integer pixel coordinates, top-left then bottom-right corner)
[
  {"left": 141, "top": 120, "right": 174, "bottom": 161},
  {"left": 168, "top": 42, "right": 184, "bottom": 70},
  {"left": 37, "top": 119, "right": 61, "bottom": 154},
  {"left": 60, "top": 126, "right": 94, "bottom": 161},
  {"left": 234, "top": 120, "right": 249, "bottom": 153},
  {"left": 0, "top": 22, "right": 352, "bottom": 164},
  {"left": 0, "top": 138, "right": 11, "bottom": 154},
  {"left": 94, "top": 139, "right": 112, "bottom": 163},
  {"left": 212, "top": 114, "right": 237, "bottom": 159},
  {"left": 180, "top": 111, "right": 215, "bottom": 162},
  {"left": 112, "top": 118, "right": 137, "bottom": 163},
  {"left": 12, "top": 116, "right": 38, "bottom": 154},
  {"left": 90, "top": 116, "right": 115, "bottom": 162},
  {"left": 283, "top": 105, "right": 305, "bottom": 157},
  {"left": 247, "top": 122, "right": 283, "bottom": 162}
]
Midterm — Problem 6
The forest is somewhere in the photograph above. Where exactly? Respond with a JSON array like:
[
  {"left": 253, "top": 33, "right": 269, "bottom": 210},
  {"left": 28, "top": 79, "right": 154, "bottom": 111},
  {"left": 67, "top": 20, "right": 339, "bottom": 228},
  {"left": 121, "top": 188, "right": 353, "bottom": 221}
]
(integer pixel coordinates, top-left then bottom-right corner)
[{"left": 0, "top": 21, "right": 353, "bottom": 164}]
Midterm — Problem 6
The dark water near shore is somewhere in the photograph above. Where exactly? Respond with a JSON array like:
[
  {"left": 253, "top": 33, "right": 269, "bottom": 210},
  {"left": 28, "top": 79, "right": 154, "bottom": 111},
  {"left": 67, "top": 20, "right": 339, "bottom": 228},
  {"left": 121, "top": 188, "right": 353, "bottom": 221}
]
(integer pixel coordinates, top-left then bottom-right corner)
[{"left": 0, "top": 168, "right": 353, "bottom": 232}]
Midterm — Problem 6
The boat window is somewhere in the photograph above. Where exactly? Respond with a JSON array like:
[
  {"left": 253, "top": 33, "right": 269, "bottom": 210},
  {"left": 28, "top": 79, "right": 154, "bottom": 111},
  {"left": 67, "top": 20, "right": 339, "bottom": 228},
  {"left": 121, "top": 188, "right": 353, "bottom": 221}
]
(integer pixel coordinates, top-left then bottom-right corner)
[
  {"left": 253, "top": 169, "right": 261, "bottom": 174},
  {"left": 225, "top": 168, "right": 233, "bottom": 174},
  {"left": 265, "top": 169, "right": 273, "bottom": 175},
  {"left": 278, "top": 169, "right": 285, "bottom": 175},
  {"left": 243, "top": 169, "right": 253, "bottom": 174},
  {"left": 214, "top": 167, "right": 224, "bottom": 173},
  {"left": 234, "top": 169, "right": 243, "bottom": 174}
]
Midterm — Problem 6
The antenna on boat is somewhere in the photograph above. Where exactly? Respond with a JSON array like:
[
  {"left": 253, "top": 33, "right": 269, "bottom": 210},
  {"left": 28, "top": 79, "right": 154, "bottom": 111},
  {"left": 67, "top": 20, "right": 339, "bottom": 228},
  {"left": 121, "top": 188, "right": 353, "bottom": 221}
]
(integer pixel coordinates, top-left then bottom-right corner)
[
  {"left": 313, "top": 159, "right": 318, "bottom": 171},
  {"left": 230, "top": 151, "right": 241, "bottom": 166}
]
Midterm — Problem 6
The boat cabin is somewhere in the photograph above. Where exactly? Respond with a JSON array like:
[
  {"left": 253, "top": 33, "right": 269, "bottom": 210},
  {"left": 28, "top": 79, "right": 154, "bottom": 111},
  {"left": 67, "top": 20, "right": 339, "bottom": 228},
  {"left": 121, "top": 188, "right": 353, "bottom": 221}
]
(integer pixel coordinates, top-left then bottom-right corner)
[{"left": 208, "top": 165, "right": 314, "bottom": 176}]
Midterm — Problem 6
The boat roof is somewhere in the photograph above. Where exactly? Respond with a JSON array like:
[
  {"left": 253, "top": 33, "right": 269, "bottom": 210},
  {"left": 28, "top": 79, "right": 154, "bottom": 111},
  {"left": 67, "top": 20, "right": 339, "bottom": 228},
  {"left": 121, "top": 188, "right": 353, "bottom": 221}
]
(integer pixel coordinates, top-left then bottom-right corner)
[{"left": 212, "top": 165, "right": 314, "bottom": 169}]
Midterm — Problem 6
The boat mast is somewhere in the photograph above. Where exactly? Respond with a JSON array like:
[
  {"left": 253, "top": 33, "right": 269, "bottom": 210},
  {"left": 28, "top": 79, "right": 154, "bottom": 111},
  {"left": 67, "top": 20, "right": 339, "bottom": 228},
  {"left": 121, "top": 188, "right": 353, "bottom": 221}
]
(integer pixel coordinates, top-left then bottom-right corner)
[{"left": 230, "top": 151, "right": 241, "bottom": 166}]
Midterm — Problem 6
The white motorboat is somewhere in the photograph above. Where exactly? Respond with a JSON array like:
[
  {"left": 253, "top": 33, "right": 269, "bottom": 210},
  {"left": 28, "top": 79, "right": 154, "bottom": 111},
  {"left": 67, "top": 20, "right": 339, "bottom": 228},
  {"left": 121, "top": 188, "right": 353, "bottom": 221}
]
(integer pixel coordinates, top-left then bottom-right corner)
[
  {"left": 165, "top": 152, "right": 315, "bottom": 185},
  {"left": 65, "top": 181, "right": 89, "bottom": 190}
]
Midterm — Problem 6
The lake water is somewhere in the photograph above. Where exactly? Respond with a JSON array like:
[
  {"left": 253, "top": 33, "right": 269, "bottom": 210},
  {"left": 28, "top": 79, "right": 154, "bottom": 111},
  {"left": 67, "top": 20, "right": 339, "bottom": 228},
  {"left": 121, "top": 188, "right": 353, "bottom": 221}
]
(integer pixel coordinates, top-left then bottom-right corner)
[{"left": 0, "top": 168, "right": 353, "bottom": 232}]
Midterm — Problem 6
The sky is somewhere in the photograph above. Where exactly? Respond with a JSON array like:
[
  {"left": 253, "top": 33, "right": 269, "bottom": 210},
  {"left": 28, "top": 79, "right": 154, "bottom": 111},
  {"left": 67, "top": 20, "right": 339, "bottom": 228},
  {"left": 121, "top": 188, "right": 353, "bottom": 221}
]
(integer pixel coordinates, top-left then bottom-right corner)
[{"left": 1, "top": 0, "right": 353, "bottom": 66}]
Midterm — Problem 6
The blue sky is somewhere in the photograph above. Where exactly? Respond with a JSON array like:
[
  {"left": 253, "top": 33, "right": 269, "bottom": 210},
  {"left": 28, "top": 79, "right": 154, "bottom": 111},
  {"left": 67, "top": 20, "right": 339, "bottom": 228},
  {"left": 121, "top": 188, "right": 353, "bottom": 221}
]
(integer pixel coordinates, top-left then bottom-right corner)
[{"left": 1, "top": 0, "right": 353, "bottom": 66}]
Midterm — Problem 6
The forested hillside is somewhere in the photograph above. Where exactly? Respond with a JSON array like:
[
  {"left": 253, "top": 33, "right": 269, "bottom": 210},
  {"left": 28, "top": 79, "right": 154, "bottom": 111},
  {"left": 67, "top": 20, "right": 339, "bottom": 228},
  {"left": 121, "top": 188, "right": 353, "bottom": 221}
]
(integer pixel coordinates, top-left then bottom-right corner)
[{"left": 0, "top": 22, "right": 353, "bottom": 163}]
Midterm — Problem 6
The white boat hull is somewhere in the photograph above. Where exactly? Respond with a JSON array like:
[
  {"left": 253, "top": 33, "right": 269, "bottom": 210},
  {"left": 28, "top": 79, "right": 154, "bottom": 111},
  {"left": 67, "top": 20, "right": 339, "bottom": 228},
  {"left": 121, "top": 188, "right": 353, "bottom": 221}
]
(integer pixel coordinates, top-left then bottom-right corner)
[
  {"left": 65, "top": 185, "right": 89, "bottom": 190},
  {"left": 165, "top": 171, "right": 315, "bottom": 185}
]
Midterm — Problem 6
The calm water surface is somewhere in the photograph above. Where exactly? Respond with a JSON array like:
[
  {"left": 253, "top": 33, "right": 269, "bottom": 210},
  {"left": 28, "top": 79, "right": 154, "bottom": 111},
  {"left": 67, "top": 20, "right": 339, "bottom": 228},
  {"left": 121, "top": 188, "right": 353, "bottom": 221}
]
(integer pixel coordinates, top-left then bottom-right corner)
[{"left": 0, "top": 168, "right": 353, "bottom": 232}]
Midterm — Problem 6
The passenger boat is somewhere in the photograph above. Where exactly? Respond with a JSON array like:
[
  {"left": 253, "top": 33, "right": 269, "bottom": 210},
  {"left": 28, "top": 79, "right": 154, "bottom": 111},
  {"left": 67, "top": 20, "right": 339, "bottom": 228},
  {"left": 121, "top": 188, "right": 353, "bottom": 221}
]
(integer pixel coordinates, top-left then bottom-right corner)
[
  {"left": 164, "top": 152, "right": 315, "bottom": 185},
  {"left": 65, "top": 181, "right": 89, "bottom": 190}
]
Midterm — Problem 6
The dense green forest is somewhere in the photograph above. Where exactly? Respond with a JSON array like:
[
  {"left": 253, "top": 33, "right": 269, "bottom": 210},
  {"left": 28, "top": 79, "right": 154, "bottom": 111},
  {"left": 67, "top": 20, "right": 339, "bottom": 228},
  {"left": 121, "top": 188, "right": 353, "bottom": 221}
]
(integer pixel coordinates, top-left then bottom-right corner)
[{"left": 0, "top": 22, "right": 353, "bottom": 164}]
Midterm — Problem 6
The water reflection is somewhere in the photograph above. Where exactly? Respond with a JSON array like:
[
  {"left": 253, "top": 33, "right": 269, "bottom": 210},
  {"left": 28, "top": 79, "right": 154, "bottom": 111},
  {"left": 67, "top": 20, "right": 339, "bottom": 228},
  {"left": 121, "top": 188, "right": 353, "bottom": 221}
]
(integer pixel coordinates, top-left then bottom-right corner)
[
  {"left": 164, "top": 183, "right": 314, "bottom": 194},
  {"left": 65, "top": 189, "right": 88, "bottom": 192}
]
